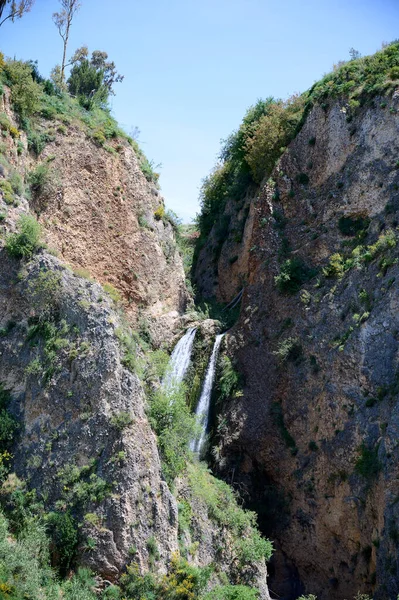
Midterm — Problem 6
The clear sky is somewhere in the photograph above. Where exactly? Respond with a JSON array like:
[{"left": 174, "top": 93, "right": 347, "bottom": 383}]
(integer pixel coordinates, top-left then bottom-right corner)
[{"left": 1, "top": 0, "right": 398, "bottom": 221}]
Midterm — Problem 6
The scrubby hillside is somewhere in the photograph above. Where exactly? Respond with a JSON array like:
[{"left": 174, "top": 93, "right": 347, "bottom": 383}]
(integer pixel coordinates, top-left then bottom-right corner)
[{"left": 194, "top": 42, "right": 399, "bottom": 599}]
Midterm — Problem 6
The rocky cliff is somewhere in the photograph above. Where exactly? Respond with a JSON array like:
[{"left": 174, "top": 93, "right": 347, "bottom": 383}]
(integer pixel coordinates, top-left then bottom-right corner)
[
  {"left": 0, "top": 78, "right": 271, "bottom": 598},
  {"left": 198, "top": 60, "right": 399, "bottom": 599}
]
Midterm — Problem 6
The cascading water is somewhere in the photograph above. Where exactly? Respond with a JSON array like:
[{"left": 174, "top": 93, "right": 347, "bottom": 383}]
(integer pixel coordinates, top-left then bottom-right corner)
[
  {"left": 162, "top": 327, "right": 197, "bottom": 389},
  {"left": 190, "top": 333, "right": 225, "bottom": 454}
]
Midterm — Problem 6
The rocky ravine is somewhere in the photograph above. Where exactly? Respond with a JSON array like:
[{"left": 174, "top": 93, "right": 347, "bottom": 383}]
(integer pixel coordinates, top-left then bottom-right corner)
[
  {"left": 199, "top": 92, "right": 399, "bottom": 599},
  {"left": 0, "top": 88, "right": 271, "bottom": 597}
]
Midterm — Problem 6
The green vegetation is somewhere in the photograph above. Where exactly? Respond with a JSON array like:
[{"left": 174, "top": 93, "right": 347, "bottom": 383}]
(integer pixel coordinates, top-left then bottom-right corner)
[
  {"left": 204, "top": 586, "right": 259, "bottom": 600},
  {"left": 47, "top": 510, "right": 78, "bottom": 574},
  {"left": 28, "top": 269, "right": 62, "bottom": 321},
  {"left": 109, "top": 411, "right": 134, "bottom": 430},
  {"left": 355, "top": 443, "right": 381, "bottom": 480},
  {"left": 191, "top": 298, "right": 241, "bottom": 331},
  {"left": 193, "top": 96, "right": 304, "bottom": 266},
  {"left": 0, "top": 384, "right": 18, "bottom": 481},
  {"left": 5, "top": 214, "right": 42, "bottom": 258},
  {"left": 0, "top": 179, "right": 15, "bottom": 205},
  {"left": 27, "top": 161, "right": 58, "bottom": 198},
  {"left": 308, "top": 42, "right": 399, "bottom": 106},
  {"left": 194, "top": 42, "right": 399, "bottom": 272},
  {"left": 67, "top": 47, "right": 124, "bottom": 109},
  {"left": 154, "top": 205, "right": 165, "bottom": 220},
  {"left": 275, "top": 258, "right": 316, "bottom": 294},
  {"left": 121, "top": 553, "right": 220, "bottom": 600},
  {"left": 323, "top": 228, "right": 397, "bottom": 279},
  {"left": 338, "top": 215, "right": 370, "bottom": 237},
  {"left": 103, "top": 282, "right": 122, "bottom": 303},
  {"left": 2, "top": 59, "right": 41, "bottom": 119},
  {"left": 148, "top": 383, "right": 197, "bottom": 485},
  {"left": 0, "top": 54, "right": 158, "bottom": 185},
  {"left": 217, "top": 355, "right": 242, "bottom": 401},
  {"left": 273, "top": 337, "right": 303, "bottom": 363},
  {"left": 186, "top": 462, "right": 273, "bottom": 565}
]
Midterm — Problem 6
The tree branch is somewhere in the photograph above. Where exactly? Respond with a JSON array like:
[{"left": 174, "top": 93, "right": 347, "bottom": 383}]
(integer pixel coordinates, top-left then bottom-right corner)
[{"left": 0, "top": 11, "right": 16, "bottom": 26}]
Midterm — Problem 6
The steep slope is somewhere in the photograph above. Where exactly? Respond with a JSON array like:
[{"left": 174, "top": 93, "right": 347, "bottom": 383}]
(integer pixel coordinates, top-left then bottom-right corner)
[
  {"left": 1, "top": 85, "right": 187, "bottom": 345},
  {"left": 195, "top": 45, "right": 399, "bottom": 599}
]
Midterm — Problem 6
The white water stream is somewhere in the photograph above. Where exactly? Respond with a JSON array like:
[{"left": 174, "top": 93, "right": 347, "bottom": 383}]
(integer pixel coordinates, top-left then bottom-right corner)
[
  {"left": 162, "top": 327, "right": 197, "bottom": 389},
  {"left": 190, "top": 333, "right": 225, "bottom": 454}
]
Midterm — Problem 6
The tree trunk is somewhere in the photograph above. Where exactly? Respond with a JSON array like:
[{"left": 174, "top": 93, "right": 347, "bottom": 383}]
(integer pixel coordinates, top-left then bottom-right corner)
[{"left": 60, "top": 23, "right": 70, "bottom": 83}]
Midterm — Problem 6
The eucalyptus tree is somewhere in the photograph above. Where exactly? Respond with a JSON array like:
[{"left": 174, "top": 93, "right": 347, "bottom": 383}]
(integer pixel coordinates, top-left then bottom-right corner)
[{"left": 52, "top": 0, "right": 81, "bottom": 82}]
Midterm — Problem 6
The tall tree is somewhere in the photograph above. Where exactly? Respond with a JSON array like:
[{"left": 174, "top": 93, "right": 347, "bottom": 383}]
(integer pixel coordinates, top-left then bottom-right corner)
[
  {"left": 67, "top": 46, "right": 124, "bottom": 107},
  {"left": 52, "top": 0, "right": 81, "bottom": 83},
  {"left": 0, "top": 0, "right": 34, "bottom": 27}
]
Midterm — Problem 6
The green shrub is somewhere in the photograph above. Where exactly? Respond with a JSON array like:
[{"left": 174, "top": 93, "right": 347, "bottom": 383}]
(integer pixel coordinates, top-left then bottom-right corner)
[
  {"left": 9, "top": 171, "right": 23, "bottom": 195},
  {"left": 0, "top": 179, "right": 15, "bottom": 205},
  {"left": 103, "top": 282, "right": 121, "bottom": 302},
  {"left": 5, "top": 214, "right": 42, "bottom": 258},
  {"left": 115, "top": 326, "right": 138, "bottom": 372},
  {"left": 338, "top": 215, "right": 370, "bottom": 236},
  {"left": 310, "top": 42, "right": 399, "bottom": 103},
  {"left": 0, "top": 385, "right": 18, "bottom": 480},
  {"left": 296, "top": 172, "right": 309, "bottom": 185},
  {"left": 109, "top": 411, "right": 134, "bottom": 430},
  {"left": 27, "top": 270, "right": 62, "bottom": 322},
  {"left": 27, "top": 162, "right": 57, "bottom": 197},
  {"left": 47, "top": 511, "right": 78, "bottom": 575},
  {"left": 0, "top": 112, "right": 19, "bottom": 138},
  {"left": 61, "top": 568, "right": 98, "bottom": 600},
  {"left": 235, "top": 531, "right": 273, "bottom": 564},
  {"left": 145, "top": 349, "right": 170, "bottom": 381},
  {"left": 154, "top": 205, "right": 165, "bottom": 220},
  {"left": 147, "top": 535, "right": 160, "bottom": 564},
  {"left": 203, "top": 585, "right": 259, "bottom": 600},
  {"left": 3, "top": 60, "right": 41, "bottom": 120},
  {"left": 187, "top": 462, "right": 273, "bottom": 564},
  {"left": 355, "top": 443, "right": 381, "bottom": 480},
  {"left": 218, "top": 355, "right": 242, "bottom": 400},
  {"left": 120, "top": 563, "right": 158, "bottom": 600},
  {"left": 140, "top": 156, "right": 159, "bottom": 183},
  {"left": 0, "top": 512, "right": 57, "bottom": 599},
  {"left": 148, "top": 383, "right": 197, "bottom": 484},
  {"left": 245, "top": 96, "right": 305, "bottom": 183},
  {"left": 275, "top": 258, "right": 316, "bottom": 294},
  {"left": 138, "top": 213, "right": 149, "bottom": 228},
  {"left": 27, "top": 131, "right": 48, "bottom": 156},
  {"left": 158, "top": 553, "right": 212, "bottom": 598},
  {"left": 91, "top": 129, "right": 106, "bottom": 146},
  {"left": 322, "top": 253, "right": 346, "bottom": 278}
]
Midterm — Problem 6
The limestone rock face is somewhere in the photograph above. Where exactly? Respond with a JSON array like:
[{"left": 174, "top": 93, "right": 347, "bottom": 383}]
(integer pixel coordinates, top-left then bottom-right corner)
[
  {"left": 0, "top": 252, "right": 179, "bottom": 578},
  {"left": 1, "top": 86, "right": 188, "bottom": 347},
  {"left": 203, "top": 94, "right": 399, "bottom": 599}
]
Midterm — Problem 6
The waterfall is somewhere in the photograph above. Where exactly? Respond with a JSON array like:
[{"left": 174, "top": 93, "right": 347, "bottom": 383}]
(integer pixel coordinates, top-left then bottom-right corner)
[
  {"left": 162, "top": 327, "right": 197, "bottom": 389},
  {"left": 190, "top": 333, "right": 224, "bottom": 454}
]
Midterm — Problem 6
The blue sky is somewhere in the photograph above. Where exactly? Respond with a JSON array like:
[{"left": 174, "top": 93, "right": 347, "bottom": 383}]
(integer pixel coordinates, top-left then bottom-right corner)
[{"left": 1, "top": 0, "right": 398, "bottom": 221}]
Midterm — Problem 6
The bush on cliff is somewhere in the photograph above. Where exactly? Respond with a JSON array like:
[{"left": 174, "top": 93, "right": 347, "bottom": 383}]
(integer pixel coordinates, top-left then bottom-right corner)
[
  {"left": 148, "top": 383, "right": 198, "bottom": 484},
  {"left": 5, "top": 214, "right": 42, "bottom": 258}
]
